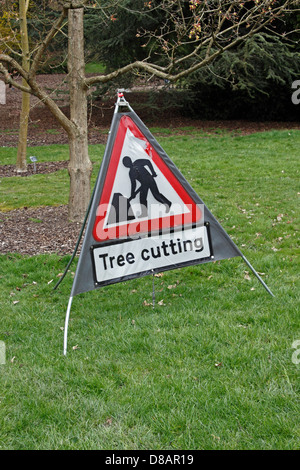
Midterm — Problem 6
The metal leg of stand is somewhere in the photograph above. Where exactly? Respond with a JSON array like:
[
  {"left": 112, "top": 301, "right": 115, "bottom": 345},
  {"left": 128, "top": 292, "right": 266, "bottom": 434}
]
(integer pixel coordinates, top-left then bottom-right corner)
[
  {"left": 63, "top": 296, "right": 74, "bottom": 356},
  {"left": 241, "top": 255, "right": 274, "bottom": 297},
  {"left": 53, "top": 191, "right": 94, "bottom": 291}
]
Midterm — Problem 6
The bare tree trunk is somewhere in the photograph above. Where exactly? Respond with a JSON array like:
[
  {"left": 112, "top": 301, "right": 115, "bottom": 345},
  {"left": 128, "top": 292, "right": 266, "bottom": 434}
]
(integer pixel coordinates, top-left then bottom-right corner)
[
  {"left": 67, "top": 7, "right": 92, "bottom": 222},
  {"left": 16, "top": 0, "right": 30, "bottom": 173},
  {"left": 16, "top": 78, "right": 30, "bottom": 172}
]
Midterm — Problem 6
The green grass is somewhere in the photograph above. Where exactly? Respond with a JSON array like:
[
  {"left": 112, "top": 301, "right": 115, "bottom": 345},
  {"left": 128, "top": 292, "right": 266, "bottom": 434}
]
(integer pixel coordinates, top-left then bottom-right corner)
[
  {"left": 0, "top": 144, "right": 69, "bottom": 166},
  {"left": 0, "top": 145, "right": 103, "bottom": 211},
  {"left": 85, "top": 62, "right": 106, "bottom": 74},
  {"left": 0, "top": 129, "right": 299, "bottom": 450}
]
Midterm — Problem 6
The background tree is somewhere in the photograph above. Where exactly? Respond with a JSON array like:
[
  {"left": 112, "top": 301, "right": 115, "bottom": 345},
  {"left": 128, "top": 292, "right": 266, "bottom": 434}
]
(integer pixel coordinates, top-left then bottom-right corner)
[
  {"left": 0, "top": 1, "right": 30, "bottom": 172},
  {"left": 0, "top": 0, "right": 298, "bottom": 222},
  {"left": 83, "top": 1, "right": 299, "bottom": 119},
  {"left": 16, "top": 0, "right": 30, "bottom": 173},
  {"left": 84, "top": 0, "right": 163, "bottom": 71},
  {"left": 179, "top": 6, "right": 300, "bottom": 121}
]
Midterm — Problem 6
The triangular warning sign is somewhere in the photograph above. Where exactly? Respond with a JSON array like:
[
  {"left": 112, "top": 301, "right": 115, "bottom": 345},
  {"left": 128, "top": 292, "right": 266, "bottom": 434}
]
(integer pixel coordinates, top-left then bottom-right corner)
[
  {"left": 69, "top": 109, "right": 242, "bottom": 297},
  {"left": 61, "top": 95, "right": 274, "bottom": 355},
  {"left": 93, "top": 115, "right": 202, "bottom": 242}
]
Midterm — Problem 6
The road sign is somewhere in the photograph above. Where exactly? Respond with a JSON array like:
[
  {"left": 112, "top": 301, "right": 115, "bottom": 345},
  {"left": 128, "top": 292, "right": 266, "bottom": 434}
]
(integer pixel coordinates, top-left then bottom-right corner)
[
  {"left": 69, "top": 108, "right": 241, "bottom": 296},
  {"left": 92, "top": 115, "right": 202, "bottom": 242},
  {"left": 61, "top": 93, "right": 274, "bottom": 355}
]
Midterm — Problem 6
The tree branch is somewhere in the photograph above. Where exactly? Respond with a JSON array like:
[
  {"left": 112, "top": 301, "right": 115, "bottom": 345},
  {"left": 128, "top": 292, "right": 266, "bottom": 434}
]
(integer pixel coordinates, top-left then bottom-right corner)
[
  {"left": 0, "top": 62, "right": 31, "bottom": 93},
  {"left": 84, "top": 60, "right": 169, "bottom": 87},
  {"left": 28, "top": 77, "right": 75, "bottom": 136},
  {"left": 85, "top": 0, "right": 296, "bottom": 88},
  {"left": 0, "top": 54, "right": 29, "bottom": 81},
  {"left": 30, "top": 6, "right": 68, "bottom": 76}
]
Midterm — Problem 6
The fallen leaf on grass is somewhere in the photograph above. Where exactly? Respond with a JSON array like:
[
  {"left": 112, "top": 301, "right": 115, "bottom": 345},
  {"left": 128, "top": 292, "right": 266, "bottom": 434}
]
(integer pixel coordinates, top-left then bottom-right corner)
[
  {"left": 105, "top": 417, "right": 113, "bottom": 426},
  {"left": 167, "top": 280, "right": 180, "bottom": 289}
]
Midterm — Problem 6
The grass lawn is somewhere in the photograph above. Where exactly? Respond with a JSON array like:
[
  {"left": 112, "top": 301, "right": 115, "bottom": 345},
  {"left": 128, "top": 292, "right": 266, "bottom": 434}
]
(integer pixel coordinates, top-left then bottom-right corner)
[{"left": 0, "top": 129, "right": 299, "bottom": 450}]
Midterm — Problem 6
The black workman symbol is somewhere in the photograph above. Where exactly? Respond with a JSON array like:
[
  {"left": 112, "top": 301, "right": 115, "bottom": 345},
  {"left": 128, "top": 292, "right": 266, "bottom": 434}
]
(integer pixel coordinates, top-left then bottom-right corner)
[{"left": 123, "top": 156, "right": 172, "bottom": 218}]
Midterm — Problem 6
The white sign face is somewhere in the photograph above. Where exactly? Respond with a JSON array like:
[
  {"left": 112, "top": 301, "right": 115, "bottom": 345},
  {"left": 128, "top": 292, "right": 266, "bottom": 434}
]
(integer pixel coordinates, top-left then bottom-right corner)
[
  {"left": 103, "top": 128, "right": 191, "bottom": 228},
  {"left": 92, "top": 115, "right": 203, "bottom": 243},
  {"left": 92, "top": 225, "right": 211, "bottom": 285}
]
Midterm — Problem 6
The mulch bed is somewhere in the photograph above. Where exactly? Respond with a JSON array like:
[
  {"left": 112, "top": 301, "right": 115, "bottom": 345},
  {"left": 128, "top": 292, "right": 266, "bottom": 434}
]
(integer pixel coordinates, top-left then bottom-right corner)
[
  {"left": 0, "top": 205, "right": 82, "bottom": 256},
  {"left": 0, "top": 160, "right": 69, "bottom": 177},
  {"left": 0, "top": 162, "right": 81, "bottom": 257}
]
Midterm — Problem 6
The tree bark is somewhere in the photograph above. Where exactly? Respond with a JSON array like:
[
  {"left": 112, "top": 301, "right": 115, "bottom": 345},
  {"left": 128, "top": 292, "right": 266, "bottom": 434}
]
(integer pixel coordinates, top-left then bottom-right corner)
[
  {"left": 16, "top": 0, "right": 30, "bottom": 173},
  {"left": 67, "top": 7, "right": 92, "bottom": 222}
]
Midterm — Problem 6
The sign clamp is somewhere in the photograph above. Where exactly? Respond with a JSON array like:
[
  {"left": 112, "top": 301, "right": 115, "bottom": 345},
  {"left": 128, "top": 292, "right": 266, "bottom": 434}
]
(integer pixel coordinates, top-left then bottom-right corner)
[{"left": 115, "top": 89, "right": 132, "bottom": 112}]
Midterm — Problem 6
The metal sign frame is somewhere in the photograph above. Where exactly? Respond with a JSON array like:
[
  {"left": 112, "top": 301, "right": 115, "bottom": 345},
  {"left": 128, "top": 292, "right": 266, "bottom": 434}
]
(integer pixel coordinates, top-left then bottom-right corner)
[{"left": 58, "top": 92, "right": 274, "bottom": 356}]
